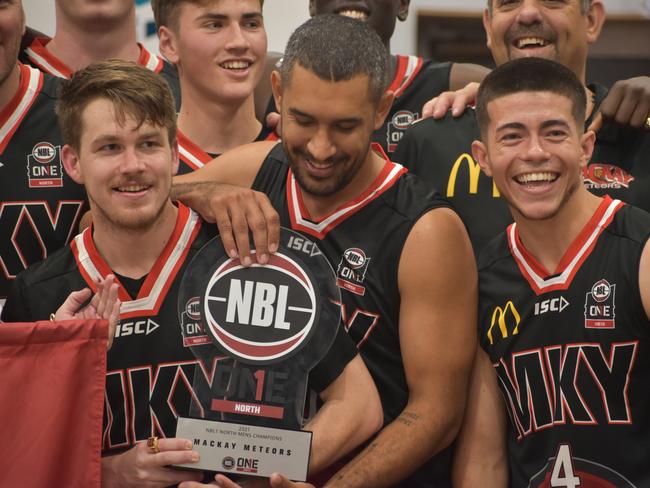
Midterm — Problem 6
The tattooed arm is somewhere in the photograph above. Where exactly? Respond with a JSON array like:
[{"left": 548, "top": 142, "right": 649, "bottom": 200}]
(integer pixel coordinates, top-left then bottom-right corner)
[{"left": 324, "top": 208, "right": 478, "bottom": 487}]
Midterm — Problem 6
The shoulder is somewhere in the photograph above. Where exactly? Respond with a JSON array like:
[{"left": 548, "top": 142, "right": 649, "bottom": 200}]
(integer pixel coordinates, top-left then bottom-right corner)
[
  {"left": 477, "top": 230, "right": 511, "bottom": 274},
  {"left": 379, "top": 170, "right": 451, "bottom": 222},
  {"left": 605, "top": 202, "right": 650, "bottom": 248},
  {"left": 13, "top": 244, "right": 78, "bottom": 290}
]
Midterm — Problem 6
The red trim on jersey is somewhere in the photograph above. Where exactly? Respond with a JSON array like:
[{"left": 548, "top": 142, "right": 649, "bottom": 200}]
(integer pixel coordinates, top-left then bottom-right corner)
[
  {"left": 388, "top": 55, "right": 424, "bottom": 99},
  {"left": 25, "top": 38, "right": 163, "bottom": 77},
  {"left": 71, "top": 204, "right": 203, "bottom": 316},
  {"left": 286, "top": 143, "right": 407, "bottom": 239},
  {"left": 24, "top": 37, "right": 73, "bottom": 78},
  {"left": 177, "top": 130, "right": 213, "bottom": 170},
  {"left": 0, "top": 64, "right": 43, "bottom": 153},
  {"left": 137, "top": 43, "right": 164, "bottom": 73},
  {"left": 508, "top": 196, "right": 624, "bottom": 295}
]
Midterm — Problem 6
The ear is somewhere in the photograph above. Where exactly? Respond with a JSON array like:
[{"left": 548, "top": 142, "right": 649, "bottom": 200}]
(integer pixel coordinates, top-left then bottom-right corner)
[
  {"left": 61, "top": 144, "right": 84, "bottom": 184},
  {"left": 308, "top": 0, "right": 316, "bottom": 17},
  {"left": 482, "top": 8, "right": 493, "bottom": 51},
  {"left": 170, "top": 138, "right": 180, "bottom": 176},
  {"left": 374, "top": 90, "right": 395, "bottom": 130},
  {"left": 580, "top": 130, "right": 596, "bottom": 167},
  {"left": 585, "top": 1, "right": 605, "bottom": 45},
  {"left": 158, "top": 25, "right": 179, "bottom": 64},
  {"left": 472, "top": 140, "right": 492, "bottom": 177},
  {"left": 271, "top": 70, "right": 283, "bottom": 112},
  {"left": 397, "top": 0, "right": 410, "bottom": 21}
]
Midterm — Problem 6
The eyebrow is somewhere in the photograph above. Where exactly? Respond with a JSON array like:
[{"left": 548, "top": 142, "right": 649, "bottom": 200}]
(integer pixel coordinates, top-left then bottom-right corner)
[
  {"left": 196, "top": 12, "right": 263, "bottom": 22},
  {"left": 495, "top": 119, "right": 571, "bottom": 133},
  {"left": 288, "top": 107, "right": 362, "bottom": 125}
]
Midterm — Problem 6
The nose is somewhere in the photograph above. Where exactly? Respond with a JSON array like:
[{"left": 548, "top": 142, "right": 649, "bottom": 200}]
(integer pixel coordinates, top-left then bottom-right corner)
[
  {"left": 523, "top": 134, "right": 551, "bottom": 162},
  {"left": 516, "top": 0, "right": 543, "bottom": 25},
  {"left": 119, "top": 146, "right": 145, "bottom": 173},
  {"left": 225, "top": 23, "right": 250, "bottom": 52},
  {"left": 306, "top": 127, "right": 337, "bottom": 162}
]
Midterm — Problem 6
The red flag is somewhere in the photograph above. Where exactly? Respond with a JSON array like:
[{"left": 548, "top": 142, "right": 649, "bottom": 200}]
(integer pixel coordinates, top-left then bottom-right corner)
[{"left": 0, "top": 319, "right": 107, "bottom": 488}]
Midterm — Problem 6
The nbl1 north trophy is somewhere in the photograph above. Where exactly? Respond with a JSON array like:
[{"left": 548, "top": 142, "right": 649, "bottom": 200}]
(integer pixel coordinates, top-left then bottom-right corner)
[{"left": 174, "top": 228, "right": 341, "bottom": 481}]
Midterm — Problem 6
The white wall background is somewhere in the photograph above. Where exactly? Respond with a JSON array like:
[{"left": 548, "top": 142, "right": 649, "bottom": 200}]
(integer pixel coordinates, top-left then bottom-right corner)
[{"left": 22, "top": 0, "right": 650, "bottom": 57}]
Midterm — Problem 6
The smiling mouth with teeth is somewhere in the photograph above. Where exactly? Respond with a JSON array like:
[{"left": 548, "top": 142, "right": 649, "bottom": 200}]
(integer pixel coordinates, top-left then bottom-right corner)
[
  {"left": 338, "top": 9, "right": 369, "bottom": 21},
  {"left": 116, "top": 185, "right": 150, "bottom": 193},
  {"left": 515, "top": 172, "right": 558, "bottom": 184},
  {"left": 220, "top": 60, "right": 252, "bottom": 70},
  {"left": 515, "top": 37, "right": 548, "bottom": 49}
]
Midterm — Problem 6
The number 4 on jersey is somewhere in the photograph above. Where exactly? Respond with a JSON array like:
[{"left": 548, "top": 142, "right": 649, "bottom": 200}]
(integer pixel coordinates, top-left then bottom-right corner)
[{"left": 550, "top": 444, "right": 581, "bottom": 488}]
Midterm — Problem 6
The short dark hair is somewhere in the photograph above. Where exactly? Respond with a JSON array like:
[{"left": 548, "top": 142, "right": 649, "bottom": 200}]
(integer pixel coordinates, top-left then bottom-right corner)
[
  {"left": 278, "top": 14, "right": 389, "bottom": 104},
  {"left": 56, "top": 59, "right": 177, "bottom": 151},
  {"left": 475, "top": 57, "right": 587, "bottom": 136},
  {"left": 486, "top": 0, "right": 591, "bottom": 15},
  {"left": 152, "top": 0, "right": 264, "bottom": 31}
]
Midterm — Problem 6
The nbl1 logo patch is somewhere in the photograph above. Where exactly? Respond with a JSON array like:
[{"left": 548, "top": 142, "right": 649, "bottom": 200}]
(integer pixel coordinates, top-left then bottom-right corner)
[
  {"left": 584, "top": 279, "right": 616, "bottom": 329},
  {"left": 336, "top": 248, "right": 370, "bottom": 296},
  {"left": 27, "top": 142, "right": 63, "bottom": 188},
  {"left": 386, "top": 110, "right": 416, "bottom": 152},
  {"left": 203, "top": 253, "right": 317, "bottom": 363}
]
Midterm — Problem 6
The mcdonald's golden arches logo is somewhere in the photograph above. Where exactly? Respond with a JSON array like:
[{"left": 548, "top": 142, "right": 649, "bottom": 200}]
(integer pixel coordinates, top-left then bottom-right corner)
[
  {"left": 487, "top": 301, "right": 521, "bottom": 345},
  {"left": 447, "top": 153, "right": 500, "bottom": 198}
]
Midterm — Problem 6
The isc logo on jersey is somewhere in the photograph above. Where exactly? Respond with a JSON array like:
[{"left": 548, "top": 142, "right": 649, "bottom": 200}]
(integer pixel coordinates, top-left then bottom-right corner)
[
  {"left": 336, "top": 248, "right": 371, "bottom": 296},
  {"left": 584, "top": 279, "right": 616, "bottom": 329},
  {"left": 203, "top": 253, "right": 317, "bottom": 363},
  {"left": 27, "top": 142, "right": 63, "bottom": 188},
  {"left": 116, "top": 318, "right": 161, "bottom": 337},
  {"left": 386, "top": 110, "right": 416, "bottom": 152}
]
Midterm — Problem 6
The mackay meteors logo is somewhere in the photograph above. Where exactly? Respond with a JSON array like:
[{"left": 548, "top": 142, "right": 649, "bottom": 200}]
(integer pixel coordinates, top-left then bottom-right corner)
[
  {"left": 336, "top": 248, "right": 371, "bottom": 296},
  {"left": 582, "top": 163, "right": 634, "bottom": 190},
  {"left": 27, "top": 142, "right": 63, "bottom": 188},
  {"left": 584, "top": 279, "right": 616, "bottom": 329},
  {"left": 202, "top": 253, "right": 317, "bottom": 363}
]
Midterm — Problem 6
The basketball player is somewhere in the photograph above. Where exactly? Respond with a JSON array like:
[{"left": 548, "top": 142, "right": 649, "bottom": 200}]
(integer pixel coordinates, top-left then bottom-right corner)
[
  {"left": 2, "top": 60, "right": 382, "bottom": 487},
  {"left": 173, "top": 15, "right": 477, "bottom": 487},
  {"left": 454, "top": 57, "right": 650, "bottom": 487},
  {"left": 394, "top": 0, "right": 650, "bottom": 254},
  {"left": 151, "top": 0, "right": 276, "bottom": 174},
  {"left": 0, "top": 0, "right": 88, "bottom": 314},
  {"left": 20, "top": 0, "right": 182, "bottom": 106}
]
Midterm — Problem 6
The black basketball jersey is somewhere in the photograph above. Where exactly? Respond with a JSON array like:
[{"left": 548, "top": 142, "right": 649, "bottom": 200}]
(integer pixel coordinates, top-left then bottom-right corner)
[
  {"left": 2, "top": 205, "right": 355, "bottom": 454},
  {"left": 252, "top": 143, "right": 455, "bottom": 487},
  {"left": 21, "top": 37, "right": 182, "bottom": 110},
  {"left": 394, "top": 84, "right": 650, "bottom": 255},
  {"left": 378, "top": 55, "right": 451, "bottom": 154},
  {"left": 177, "top": 127, "right": 278, "bottom": 174},
  {"left": 478, "top": 196, "right": 650, "bottom": 487},
  {"left": 0, "top": 64, "right": 87, "bottom": 308}
]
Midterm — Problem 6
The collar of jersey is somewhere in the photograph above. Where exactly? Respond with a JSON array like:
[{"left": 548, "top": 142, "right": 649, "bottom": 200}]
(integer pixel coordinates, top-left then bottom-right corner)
[
  {"left": 0, "top": 64, "right": 43, "bottom": 153},
  {"left": 286, "top": 142, "right": 407, "bottom": 239},
  {"left": 507, "top": 195, "right": 623, "bottom": 295},
  {"left": 388, "top": 55, "right": 424, "bottom": 99},
  {"left": 71, "top": 204, "right": 202, "bottom": 319},
  {"left": 177, "top": 129, "right": 213, "bottom": 171},
  {"left": 25, "top": 37, "right": 162, "bottom": 78}
]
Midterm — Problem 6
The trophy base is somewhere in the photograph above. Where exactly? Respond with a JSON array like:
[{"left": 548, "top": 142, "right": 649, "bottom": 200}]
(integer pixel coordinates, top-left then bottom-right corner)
[{"left": 172, "top": 417, "right": 312, "bottom": 481}]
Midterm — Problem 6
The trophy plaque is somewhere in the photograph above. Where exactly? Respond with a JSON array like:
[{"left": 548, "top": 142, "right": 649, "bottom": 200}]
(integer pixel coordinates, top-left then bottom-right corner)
[{"left": 174, "top": 228, "right": 341, "bottom": 481}]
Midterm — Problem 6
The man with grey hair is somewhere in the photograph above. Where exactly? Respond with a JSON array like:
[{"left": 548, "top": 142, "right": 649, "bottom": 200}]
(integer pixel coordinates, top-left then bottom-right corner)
[
  {"left": 173, "top": 14, "right": 477, "bottom": 488},
  {"left": 395, "top": 0, "right": 650, "bottom": 255}
]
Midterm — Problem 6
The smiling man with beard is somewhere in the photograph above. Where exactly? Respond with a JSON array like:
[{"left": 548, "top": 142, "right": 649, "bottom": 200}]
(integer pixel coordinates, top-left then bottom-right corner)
[
  {"left": 173, "top": 15, "right": 477, "bottom": 488},
  {"left": 2, "top": 59, "right": 381, "bottom": 487}
]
